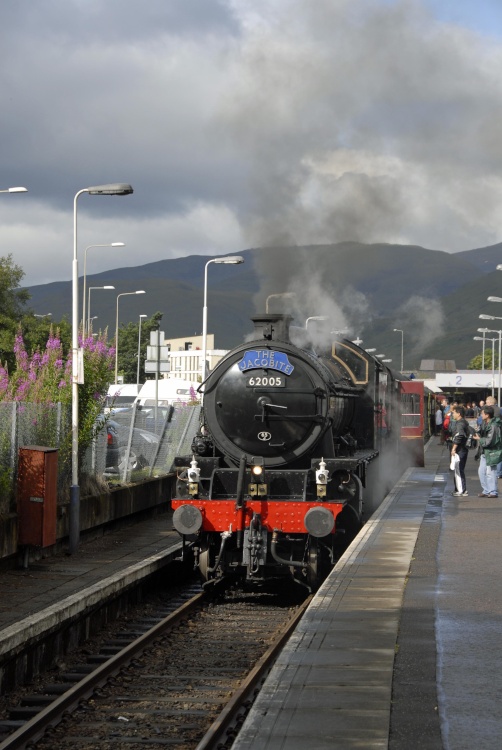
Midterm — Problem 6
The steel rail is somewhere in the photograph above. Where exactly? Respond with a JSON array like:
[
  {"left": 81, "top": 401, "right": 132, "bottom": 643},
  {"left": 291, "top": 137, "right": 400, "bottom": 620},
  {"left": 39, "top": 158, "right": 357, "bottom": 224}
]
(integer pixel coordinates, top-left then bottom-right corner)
[
  {"left": 195, "top": 594, "right": 313, "bottom": 750},
  {"left": 0, "top": 591, "right": 206, "bottom": 750}
]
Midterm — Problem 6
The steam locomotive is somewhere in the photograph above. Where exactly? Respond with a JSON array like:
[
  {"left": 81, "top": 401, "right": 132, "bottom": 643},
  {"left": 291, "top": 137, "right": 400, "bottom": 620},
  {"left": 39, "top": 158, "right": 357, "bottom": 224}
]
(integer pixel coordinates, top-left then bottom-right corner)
[{"left": 171, "top": 314, "right": 424, "bottom": 591}]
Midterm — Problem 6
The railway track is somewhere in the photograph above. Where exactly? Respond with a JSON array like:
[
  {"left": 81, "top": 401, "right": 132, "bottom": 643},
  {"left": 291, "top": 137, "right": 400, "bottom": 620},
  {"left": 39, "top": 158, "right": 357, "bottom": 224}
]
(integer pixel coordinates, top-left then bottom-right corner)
[{"left": 0, "top": 585, "right": 311, "bottom": 750}]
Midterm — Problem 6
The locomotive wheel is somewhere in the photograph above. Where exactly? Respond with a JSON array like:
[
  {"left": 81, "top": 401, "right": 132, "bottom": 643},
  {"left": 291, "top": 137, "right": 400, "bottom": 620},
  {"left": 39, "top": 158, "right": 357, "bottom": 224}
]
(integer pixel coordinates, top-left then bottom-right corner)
[
  {"left": 198, "top": 539, "right": 216, "bottom": 582},
  {"left": 306, "top": 537, "right": 331, "bottom": 591}
]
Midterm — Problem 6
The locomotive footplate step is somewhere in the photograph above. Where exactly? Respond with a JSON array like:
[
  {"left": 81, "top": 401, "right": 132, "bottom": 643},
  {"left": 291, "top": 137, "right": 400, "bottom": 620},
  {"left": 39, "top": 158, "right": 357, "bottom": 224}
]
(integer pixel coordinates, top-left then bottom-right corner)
[{"left": 232, "top": 438, "right": 502, "bottom": 749}]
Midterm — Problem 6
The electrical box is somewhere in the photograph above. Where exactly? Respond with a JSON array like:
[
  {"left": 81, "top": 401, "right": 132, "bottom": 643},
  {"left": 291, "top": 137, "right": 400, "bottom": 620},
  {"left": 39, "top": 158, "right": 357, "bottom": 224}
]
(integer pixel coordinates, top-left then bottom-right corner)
[{"left": 17, "top": 446, "right": 58, "bottom": 547}]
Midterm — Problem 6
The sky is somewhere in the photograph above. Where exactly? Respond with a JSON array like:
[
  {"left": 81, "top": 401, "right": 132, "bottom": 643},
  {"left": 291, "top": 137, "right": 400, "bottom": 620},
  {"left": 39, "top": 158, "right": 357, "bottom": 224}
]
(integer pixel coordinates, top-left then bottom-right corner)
[{"left": 1, "top": 0, "right": 502, "bottom": 287}]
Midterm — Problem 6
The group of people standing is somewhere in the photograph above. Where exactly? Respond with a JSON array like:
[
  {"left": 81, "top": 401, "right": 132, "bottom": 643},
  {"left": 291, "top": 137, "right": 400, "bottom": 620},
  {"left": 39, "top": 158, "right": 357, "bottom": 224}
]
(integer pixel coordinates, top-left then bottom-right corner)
[{"left": 435, "top": 396, "right": 502, "bottom": 498}]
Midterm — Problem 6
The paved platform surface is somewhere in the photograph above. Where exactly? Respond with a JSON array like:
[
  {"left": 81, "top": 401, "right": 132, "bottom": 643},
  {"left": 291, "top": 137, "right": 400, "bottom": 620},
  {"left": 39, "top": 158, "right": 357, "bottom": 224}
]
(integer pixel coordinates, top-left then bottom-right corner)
[
  {"left": 0, "top": 509, "right": 181, "bottom": 660},
  {"left": 233, "top": 440, "right": 502, "bottom": 750}
]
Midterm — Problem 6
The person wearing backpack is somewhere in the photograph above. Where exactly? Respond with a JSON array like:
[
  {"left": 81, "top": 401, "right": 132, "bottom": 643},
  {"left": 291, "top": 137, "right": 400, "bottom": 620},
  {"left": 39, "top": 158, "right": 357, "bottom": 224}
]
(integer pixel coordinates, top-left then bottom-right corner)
[
  {"left": 449, "top": 405, "right": 471, "bottom": 496},
  {"left": 472, "top": 405, "right": 502, "bottom": 498}
]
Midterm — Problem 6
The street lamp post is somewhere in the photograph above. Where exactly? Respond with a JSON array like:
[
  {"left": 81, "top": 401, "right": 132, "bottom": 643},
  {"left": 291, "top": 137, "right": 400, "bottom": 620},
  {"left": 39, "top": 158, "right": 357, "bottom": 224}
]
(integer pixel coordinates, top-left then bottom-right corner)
[
  {"left": 478, "top": 324, "right": 501, "bottom": 398},
  {"left": 71, "top": 184, "right": 133, "bottom": 555},
  {"left": 115, "top": 291, "right": 146, "bottom": 384},
  {"left": 82, "top": 242, "right": 125, "bottom": 334},
  {"left": 265, "top": 292, "right": 296, "bottom": 313},
  {"left": 0, "top": 186, "right": 28, "bottom": 193},
  {"left": 34, "top": 313, "right": 52, "bottom": 318},
  {"left": 476, "top": 328, "right": 491, "bottom": 370},
  {"left": 201, "top": 256, "right": 244, "bottom": 382},
  {"left": 88, "top": 286, "right": 115, "bottom": 332},
  {"left": 305, "top": 316, "right": 328, "bottom": 329},
  {"left": 137, "top": 314, "right": 147, "bottom": 386},
  {"left": 393, "top": 328, "right": 404, "bottom": 371}
]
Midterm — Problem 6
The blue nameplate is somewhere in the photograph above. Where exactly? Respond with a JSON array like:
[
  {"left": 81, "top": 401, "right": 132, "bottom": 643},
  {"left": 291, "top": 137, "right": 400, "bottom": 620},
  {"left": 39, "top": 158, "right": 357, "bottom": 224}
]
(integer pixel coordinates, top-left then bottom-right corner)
[{"left": 238, "top": 350, "right": 294, "bottom": 375}]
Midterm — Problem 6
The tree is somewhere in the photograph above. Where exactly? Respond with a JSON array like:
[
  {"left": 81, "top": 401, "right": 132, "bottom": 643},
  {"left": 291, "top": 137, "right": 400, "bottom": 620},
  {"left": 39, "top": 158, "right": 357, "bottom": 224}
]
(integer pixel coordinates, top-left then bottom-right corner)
[
  {"left": 467, "top": 348, "right": 498, "bottom": 370},
  {"left": 0, "top": 254, "right": 30, "bottom": 319},
  {"left": 116, "top": 312, "right": 164, "bottom": 383},
  {"left": 0, "top": 255, "right": 31, "bottom": 371}
]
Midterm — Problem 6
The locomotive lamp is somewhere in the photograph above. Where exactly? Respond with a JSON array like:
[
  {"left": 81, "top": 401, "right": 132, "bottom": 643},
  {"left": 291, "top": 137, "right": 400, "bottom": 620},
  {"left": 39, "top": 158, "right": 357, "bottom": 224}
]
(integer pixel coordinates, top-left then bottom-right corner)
[
  {"left": 316, "top": 458, "right": 330, "bottom": 498},
  {"left": 249, "top": 457, "right": 267, "bottom": 497},
  {"left": 187, "top": 456, "right": 201, "bottom": 497}
]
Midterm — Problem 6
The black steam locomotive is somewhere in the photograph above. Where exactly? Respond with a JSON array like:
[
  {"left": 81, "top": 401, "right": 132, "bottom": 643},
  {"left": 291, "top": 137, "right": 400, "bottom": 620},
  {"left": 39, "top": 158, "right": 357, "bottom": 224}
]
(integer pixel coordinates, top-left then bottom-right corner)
[{"left": 172, "top": 313, "right": 424, "bottom": 591}]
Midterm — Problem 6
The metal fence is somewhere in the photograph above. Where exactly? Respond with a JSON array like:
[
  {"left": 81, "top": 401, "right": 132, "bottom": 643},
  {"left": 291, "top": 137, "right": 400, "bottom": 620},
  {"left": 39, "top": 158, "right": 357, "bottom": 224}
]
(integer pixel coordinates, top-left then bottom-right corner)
[{"left": 0, "top": 401, "right": 201, "bottom": 514}]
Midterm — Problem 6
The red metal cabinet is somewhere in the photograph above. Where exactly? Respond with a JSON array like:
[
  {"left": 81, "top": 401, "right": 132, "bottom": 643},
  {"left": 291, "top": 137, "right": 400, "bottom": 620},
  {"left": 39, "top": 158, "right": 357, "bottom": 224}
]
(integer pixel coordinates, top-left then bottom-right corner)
[{"left": 17, "top": 446, "right": 58, "bottom": 547}]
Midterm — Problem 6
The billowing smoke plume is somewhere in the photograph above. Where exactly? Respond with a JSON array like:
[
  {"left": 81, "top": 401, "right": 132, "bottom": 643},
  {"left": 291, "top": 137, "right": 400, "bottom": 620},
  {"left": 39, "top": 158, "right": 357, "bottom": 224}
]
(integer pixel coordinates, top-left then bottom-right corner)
[
  {"left": 396, "top": 295, "right": 445, "bottom": 354},
  {"left": 220, "top": 0, "right": 502, "bottom": 271}
]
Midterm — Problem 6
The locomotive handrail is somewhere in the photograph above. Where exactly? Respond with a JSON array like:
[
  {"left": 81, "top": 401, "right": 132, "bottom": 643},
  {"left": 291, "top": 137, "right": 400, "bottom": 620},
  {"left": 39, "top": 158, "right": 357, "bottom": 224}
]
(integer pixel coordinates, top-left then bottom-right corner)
[{"left": 254, "top": 413, "right": 325, "bottom": 422}]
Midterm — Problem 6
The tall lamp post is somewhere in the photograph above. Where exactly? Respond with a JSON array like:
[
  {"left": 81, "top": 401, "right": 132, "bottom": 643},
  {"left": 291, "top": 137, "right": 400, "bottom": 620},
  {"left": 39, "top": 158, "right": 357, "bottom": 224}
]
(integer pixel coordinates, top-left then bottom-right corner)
[
  {"left": 71, "top": 184, "right": 133, "bottom": 555},
  {"left": 82, "top": 242, "right": 124, "bottom": 333},
  {"left": 305, "top": 315, "right": 328, "bottom": 329},
  {"left": 393, "top": 328, "right": 404, "bottom": 371},
  {"left": 265, "top": 292, "right": 296, "bottom": 313},
  {"left": 476, "top": 327, "right": 491, "bottom": 370},
  {"left": 137, "top": 314, "right": 147, "bottom": 386},
  {"left": 88, "top": 285, "right": 115, "bottom": 331},
  {"left": 201, "top": 256, "right": 244, "bottom": 382},
  {"left": 115, "top": 291, "right": 146, "bottom": 384},
  {"left": 479, "top": 316, "right": 502, "bottom": 400}
]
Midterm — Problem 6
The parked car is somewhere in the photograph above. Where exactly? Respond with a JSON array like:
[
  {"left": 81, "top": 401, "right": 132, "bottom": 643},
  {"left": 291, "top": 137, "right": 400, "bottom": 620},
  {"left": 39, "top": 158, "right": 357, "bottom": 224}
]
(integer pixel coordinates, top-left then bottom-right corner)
[{"left": 104, "top": 419, "right": 159, "bottom": 475}]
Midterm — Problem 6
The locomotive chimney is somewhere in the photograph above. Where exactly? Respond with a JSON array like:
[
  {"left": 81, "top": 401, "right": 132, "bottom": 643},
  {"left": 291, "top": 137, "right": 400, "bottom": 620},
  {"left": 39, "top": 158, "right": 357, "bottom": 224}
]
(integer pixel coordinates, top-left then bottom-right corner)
[{"left": 251, "top": 314, "right": 293, "bottom": 343}]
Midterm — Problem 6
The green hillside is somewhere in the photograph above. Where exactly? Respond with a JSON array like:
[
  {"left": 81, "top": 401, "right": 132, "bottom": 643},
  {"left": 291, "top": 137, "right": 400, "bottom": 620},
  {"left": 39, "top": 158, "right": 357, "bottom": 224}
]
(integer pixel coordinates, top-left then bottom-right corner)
[{"left": 24, "top": 241, "right": 502, "bottom": 368}]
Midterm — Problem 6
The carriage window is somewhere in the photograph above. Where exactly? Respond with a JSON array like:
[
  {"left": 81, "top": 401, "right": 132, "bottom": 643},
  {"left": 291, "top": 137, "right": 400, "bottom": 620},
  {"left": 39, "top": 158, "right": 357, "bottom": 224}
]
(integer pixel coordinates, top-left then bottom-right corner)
[{"left": 401, "top": 393, "right": 420, "bottom": 427}]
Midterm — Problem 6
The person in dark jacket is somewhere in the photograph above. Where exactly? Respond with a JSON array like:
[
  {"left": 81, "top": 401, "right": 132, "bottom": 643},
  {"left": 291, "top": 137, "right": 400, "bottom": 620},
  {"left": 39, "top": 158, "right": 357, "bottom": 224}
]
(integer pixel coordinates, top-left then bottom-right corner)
[
  {"left": 472, "top": 405, "right": 502, "bottom": 498},
  {"left": 450, "top": 405, "right": 470, "bottom": 496}
]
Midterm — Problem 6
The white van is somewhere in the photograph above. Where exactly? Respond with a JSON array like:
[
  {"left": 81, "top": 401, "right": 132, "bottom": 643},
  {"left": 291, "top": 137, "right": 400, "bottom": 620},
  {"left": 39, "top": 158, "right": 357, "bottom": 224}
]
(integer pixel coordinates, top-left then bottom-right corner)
[
  {"left": 104, "top": 384, "right": 141, "bottom": 413},
  {"left": 134, "top": 378, "right": 198, "bottom": 408}
]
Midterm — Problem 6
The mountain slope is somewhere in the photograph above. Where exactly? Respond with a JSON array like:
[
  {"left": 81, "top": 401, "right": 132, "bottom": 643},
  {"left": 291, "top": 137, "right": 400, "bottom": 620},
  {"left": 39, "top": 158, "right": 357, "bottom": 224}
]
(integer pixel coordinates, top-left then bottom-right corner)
[{"left": 24, "top": 241, "right": 498, "bottom": 367}]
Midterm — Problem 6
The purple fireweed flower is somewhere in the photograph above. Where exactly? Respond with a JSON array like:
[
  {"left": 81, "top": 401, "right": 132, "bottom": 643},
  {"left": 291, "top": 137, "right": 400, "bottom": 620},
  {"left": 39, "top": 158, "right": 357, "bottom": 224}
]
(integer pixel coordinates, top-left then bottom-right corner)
[
  {"left": 58, "top": 379, "right": 66, "bottom": 389},
  {"left": 15, "top": 380, "right": 30, "bottom": 399},
  {"left": 55, "top": 359, "right": 63, "bottom": 369},
  {"left": 46, "top": 334, "right": 61, "bottom": 350}
]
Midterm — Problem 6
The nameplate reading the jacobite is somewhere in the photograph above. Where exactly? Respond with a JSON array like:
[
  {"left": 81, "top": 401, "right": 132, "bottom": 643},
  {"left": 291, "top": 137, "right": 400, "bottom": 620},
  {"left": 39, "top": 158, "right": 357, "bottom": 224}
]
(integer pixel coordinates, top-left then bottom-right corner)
[{"left": 238, "top": 350, "right": 295, "bottom": 375}]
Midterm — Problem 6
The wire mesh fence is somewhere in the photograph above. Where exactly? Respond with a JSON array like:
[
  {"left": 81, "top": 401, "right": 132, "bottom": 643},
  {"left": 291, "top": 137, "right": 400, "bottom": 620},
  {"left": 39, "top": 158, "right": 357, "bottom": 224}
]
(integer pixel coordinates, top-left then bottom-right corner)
[{"left": 0, "top": 401, "right": 201, "bottom": 513}]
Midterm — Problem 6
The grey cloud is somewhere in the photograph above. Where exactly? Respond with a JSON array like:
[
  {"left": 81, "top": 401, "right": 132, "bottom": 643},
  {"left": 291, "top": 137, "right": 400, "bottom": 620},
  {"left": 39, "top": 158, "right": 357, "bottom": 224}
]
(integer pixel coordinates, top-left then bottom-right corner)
[{"left": 1, "top": 0, "right": 502, "bottom": 289}]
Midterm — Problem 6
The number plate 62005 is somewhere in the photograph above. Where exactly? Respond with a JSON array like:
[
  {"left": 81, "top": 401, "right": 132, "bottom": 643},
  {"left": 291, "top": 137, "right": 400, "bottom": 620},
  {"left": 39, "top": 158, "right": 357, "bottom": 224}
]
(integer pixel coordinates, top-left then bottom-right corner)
[{"left": 246, "top": 375, "right": 285, "bottom": 387}]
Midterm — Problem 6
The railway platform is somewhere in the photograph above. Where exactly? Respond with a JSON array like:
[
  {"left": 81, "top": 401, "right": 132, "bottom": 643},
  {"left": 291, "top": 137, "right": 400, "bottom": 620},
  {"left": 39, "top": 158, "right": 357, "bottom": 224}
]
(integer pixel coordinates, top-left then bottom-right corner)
[
  {"left": 233, "top": 438, "right": 502, "bottom": 750},
  {"left": 0, "top": 508, "right": 181, "bottom": 668}
]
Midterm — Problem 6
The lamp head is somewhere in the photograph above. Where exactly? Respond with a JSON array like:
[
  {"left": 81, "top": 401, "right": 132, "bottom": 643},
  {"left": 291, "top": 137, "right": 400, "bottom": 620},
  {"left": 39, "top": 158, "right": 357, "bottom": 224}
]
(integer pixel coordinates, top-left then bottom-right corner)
[
  {"left": 103, "top": 286, "right": 115, "bottom": 290},
  {"left": 8, "top": 186, "right": 28, "bottom": 193},
  {"left": 135, "top": 290, "right": 146, "bottom": 294},
  {"left": 111, "top": 242, "right": 125, "bottom": 247},
  {"left": 86, "top": 183, "right": 133, "bottom": 196},
  {"left": 214, "top": 255, "right": 244, "bottom": 264}
]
